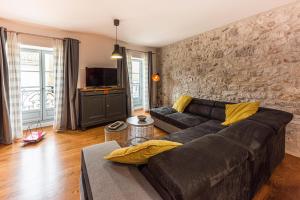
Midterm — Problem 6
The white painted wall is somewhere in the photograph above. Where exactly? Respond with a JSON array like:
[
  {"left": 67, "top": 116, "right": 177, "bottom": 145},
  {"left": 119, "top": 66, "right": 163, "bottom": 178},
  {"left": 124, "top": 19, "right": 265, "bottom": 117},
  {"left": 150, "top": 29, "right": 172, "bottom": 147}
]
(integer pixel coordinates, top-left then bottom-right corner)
[{"left": 0, "top": 18, "right": 157, "bottom": 88}]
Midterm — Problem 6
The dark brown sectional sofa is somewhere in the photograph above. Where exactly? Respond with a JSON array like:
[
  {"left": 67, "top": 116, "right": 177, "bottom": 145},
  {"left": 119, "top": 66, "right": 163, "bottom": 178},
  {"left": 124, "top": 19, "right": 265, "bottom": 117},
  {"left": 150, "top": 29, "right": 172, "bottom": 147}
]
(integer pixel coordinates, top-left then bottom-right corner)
[{"left": 142, "top": 98, "right": 293, "bottom": 200}]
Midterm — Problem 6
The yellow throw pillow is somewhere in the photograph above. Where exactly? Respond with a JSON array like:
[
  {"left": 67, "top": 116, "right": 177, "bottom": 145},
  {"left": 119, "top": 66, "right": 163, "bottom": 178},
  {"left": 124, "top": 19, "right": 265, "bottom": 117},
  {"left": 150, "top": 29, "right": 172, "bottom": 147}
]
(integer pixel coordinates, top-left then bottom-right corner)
[
  {"left": 104, "top": 140, "right": 182, "bottom": 165},
  {"left": 222, "top": 102, "right": 260, "bottom": 126},
  {"left": 172, "top": 95, "right": 193, "bottom": 112}
]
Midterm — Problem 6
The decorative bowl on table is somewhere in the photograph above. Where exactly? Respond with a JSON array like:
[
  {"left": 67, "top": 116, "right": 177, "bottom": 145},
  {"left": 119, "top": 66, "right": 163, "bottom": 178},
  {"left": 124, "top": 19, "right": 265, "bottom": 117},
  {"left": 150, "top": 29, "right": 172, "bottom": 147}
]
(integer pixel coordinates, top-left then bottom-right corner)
[{"left": 137, "top": 115, "right": 147, "bottom": 122}]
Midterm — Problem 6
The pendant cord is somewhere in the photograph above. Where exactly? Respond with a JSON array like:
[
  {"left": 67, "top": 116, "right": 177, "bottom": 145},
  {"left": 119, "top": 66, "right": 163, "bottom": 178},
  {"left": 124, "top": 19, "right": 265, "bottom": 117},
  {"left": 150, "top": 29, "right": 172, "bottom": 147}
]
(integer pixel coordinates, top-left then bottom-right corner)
[{"left": 115, "top": 25, "right": 118, "bottom": 44}]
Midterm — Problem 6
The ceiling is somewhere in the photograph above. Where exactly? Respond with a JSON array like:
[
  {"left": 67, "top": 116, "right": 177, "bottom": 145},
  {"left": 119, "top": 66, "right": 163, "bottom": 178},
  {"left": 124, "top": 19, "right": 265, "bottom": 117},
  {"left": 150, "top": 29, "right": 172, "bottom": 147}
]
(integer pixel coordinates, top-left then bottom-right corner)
[{"left": 0, "top": 0, "right": 295, "bottom": 47}]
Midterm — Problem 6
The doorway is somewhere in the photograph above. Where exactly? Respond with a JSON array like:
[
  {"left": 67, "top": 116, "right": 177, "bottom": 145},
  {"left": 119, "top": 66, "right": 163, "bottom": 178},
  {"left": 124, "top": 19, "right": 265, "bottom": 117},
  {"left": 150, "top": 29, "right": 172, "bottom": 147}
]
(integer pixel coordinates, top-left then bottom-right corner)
[
  {"left": 20, "top": 45, "right": 55, "bottom": 125},
  {"left": 131, "top": 58, "right": 144, "bottom": 109}
]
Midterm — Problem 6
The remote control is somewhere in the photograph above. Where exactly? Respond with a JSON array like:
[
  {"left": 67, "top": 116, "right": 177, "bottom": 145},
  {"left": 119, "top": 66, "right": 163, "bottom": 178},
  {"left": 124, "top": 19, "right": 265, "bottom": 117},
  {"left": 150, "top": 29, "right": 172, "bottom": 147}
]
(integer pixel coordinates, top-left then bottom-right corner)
[{"left": 108, "top": 121, "right": 124, "bottom": 130}]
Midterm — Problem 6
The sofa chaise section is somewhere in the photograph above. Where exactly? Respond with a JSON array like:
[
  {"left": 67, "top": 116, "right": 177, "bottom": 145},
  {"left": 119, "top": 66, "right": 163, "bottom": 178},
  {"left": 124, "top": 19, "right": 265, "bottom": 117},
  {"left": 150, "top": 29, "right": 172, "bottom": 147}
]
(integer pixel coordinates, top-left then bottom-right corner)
[
  {"left": 217, "top": 119, "right": 276, "bottom": 196},
  {"left": 142, "top": 135, "right": 251, "bottom": 200},
  {"left": 218, "top": 120, "right": 275, "bottom": 160}
]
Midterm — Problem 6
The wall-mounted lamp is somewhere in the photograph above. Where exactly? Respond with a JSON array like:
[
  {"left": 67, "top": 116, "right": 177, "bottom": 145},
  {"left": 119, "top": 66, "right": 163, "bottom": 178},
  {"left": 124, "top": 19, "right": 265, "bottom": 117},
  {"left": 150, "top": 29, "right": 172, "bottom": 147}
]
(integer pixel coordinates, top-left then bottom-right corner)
[{"left": 152, "top": 73, "right": 160, "bottom": 82}]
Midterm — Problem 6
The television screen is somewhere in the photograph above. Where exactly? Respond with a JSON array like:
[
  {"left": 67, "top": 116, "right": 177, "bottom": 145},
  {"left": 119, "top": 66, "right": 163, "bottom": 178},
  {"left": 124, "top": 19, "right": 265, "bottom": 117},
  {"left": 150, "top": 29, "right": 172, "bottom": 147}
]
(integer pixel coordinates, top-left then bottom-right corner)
[{"left": 86, "top": 67, "right": 118, "bottom": 87}]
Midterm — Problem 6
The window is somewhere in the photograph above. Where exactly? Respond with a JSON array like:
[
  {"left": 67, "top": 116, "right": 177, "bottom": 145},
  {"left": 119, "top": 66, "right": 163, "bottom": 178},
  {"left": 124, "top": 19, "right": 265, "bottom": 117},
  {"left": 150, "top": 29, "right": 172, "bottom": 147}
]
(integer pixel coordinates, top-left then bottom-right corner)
[
  {"left": 131, "top": 58, "right": 143, "bottom": 108},
  {"left": 20, "top": 46, "right": 55, "bottom": 124}
]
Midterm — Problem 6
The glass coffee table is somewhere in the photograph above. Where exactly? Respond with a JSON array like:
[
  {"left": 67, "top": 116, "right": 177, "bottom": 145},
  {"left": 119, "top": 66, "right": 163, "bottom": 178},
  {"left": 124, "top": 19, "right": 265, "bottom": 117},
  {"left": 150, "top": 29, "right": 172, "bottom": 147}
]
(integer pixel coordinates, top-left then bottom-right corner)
[{"left": 127, "top": 116, "right": 154, "bottom": 146}]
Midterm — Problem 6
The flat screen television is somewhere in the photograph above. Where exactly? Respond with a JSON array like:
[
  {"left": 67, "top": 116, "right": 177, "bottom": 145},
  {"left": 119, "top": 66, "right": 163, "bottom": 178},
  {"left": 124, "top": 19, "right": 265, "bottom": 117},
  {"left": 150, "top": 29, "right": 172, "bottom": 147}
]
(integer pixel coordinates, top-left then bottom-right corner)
[{"left": 86, "top": 67, "right": 118, "bottom": 87}]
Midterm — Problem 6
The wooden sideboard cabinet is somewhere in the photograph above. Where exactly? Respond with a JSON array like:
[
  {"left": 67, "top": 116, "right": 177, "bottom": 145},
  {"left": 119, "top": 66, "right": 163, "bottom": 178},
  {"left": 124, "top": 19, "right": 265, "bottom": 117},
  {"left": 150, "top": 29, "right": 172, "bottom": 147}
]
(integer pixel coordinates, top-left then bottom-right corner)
[{"left": 78, "top": 88, "right": 127, "bottom": 130}]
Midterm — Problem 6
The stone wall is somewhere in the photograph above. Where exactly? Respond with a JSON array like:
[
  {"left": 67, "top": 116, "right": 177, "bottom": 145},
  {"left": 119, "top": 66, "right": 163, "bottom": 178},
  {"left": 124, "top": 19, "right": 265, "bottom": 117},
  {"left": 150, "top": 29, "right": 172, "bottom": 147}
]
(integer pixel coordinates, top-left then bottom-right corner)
[{"left": 158, "top": 2, "right": 300, "bottom": 157}]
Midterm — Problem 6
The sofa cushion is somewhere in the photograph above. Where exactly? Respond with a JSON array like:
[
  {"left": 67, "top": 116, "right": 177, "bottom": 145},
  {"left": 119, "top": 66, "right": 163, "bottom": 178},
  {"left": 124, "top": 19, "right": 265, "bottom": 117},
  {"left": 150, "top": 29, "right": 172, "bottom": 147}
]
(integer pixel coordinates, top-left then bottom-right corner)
[
  {"left": 185, "top": 98, "right": 214, "bottom": 117},
  {"left": 164, "top": 112, "right": 209, "bottom": 129},
  {"left": 218, "top": 119, "right": 275, "bottom": 160},
  {"left": 248, "top": 109, "right": 293, "bottom": 131},
  {"left": 164, "top": 126, "right": 210, "bottom": 144},
  {"left": 150, "top": 107, "right": 177, "bottom": 121},
  {"left": 164, "top": 120, "right": 226, "bottom": 144},
  {"left": 197, "top": 119, "right": 226, "bottom": 132},
  {"left": 147, "top": 135, "right": 249, "bottom": 200}
]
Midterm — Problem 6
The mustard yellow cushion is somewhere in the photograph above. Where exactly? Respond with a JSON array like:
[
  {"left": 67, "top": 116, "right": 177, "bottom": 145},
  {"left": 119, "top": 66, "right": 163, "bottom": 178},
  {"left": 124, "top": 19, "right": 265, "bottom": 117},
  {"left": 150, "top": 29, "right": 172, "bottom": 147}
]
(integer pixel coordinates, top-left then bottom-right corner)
[
  {"left": 104, "top": 140, "right": 182, "bottom": 165},
  {"left": 222, "top": 102, "right": 260, "bottom": 126},
  {"left": 172, "top": 95, "right": 193, "bottom": 112}
]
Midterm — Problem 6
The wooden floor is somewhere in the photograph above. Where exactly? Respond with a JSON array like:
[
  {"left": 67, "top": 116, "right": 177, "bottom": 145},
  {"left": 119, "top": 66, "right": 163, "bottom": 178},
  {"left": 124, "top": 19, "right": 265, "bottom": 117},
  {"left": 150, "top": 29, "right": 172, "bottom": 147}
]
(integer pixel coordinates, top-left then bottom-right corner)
[{"left": 0, "top": 125, "right": 299, "bottom": 200}]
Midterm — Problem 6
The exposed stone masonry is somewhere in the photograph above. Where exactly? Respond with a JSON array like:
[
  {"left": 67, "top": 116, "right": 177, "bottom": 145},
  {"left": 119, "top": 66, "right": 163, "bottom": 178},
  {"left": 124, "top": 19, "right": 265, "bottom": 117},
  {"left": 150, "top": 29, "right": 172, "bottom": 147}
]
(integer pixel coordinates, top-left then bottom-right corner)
[{"left": 158, "top": 2, "right": 300, "bottom": 157}]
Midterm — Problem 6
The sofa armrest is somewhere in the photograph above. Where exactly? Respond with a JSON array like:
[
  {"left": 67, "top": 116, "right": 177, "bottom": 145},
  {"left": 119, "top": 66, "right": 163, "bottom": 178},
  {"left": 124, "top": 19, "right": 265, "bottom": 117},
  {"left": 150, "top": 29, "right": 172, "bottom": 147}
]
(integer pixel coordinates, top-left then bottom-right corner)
[
  {"left": 249, "top": 110, "right": 293, "bottom": 131},
  {"left": 81, "top": 141, "right": 162, "bottom": 200}
]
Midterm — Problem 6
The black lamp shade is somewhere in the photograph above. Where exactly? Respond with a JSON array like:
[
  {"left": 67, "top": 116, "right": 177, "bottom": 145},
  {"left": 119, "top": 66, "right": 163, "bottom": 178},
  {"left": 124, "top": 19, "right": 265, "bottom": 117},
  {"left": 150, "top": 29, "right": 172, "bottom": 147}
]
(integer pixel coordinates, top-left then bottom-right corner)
[{"left": 111, "top": 44, "right": 123, "bottom": 60}]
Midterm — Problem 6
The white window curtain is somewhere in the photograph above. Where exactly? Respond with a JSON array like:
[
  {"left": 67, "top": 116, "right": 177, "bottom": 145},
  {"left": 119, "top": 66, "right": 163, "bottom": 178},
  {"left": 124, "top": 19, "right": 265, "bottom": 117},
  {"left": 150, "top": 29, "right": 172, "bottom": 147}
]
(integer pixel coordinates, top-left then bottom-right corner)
[
  {"left": 7, "top": 32, "right": 22, "bottom": 139},
  {"left": 53, "top": 39, "right": 64, "bottom": 131},
  {"left": 142, "top": 53, "right": 149, "bottom": 111}
]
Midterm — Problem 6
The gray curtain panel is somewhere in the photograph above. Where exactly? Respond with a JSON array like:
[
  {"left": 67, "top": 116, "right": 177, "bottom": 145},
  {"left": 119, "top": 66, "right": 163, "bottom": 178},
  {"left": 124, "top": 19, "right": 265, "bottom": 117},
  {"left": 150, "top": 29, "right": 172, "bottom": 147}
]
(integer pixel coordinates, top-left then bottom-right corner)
[
  {"left": 0, "top": 27, "right": 12, "bottom": 144},
  {"left": 117, "top": 47, "right": 132, "bottom": 117},
  {"left": 148, "top": 51, "right": 153, "bottom": 109},
  {"left": 61, "top": 38, "right": 80, "bottom": 130}
]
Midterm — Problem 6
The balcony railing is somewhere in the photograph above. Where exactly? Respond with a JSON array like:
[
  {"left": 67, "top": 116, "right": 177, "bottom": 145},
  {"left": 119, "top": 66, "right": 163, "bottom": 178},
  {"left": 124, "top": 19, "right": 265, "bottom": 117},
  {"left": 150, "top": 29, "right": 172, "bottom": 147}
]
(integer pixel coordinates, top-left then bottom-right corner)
[{"left": 21, "top": 86, "right": 55, "bottom": 111}]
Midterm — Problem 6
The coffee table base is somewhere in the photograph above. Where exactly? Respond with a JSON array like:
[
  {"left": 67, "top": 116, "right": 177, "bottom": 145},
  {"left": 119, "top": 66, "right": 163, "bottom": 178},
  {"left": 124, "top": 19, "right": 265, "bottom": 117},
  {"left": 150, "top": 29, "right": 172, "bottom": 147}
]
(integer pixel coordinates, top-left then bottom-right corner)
[
  {"left": 128, "top": 137, "right": 150, "bottom": 146},
  {"left": 127, "top": 124, "right": 154, "bottom": 145}
]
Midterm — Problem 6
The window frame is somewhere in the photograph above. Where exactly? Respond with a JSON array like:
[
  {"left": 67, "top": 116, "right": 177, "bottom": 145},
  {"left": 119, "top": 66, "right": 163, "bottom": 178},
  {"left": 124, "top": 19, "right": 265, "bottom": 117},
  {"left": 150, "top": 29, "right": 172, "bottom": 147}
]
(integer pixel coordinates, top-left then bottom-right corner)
[
  {"left": 20, "top": 46, "right": 55, "bottom": 124},
  {"left": 131, "top": 57, "right": 144, "bottom": 109}
]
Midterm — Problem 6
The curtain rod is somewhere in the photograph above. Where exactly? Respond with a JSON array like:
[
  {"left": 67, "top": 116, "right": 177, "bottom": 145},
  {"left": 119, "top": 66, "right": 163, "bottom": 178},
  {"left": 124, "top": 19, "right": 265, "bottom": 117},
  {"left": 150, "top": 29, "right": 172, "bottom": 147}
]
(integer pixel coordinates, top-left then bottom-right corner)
[
  {"left": 127, "top": 48, "right": 156, "bottom": 54},
  {"left": 6, "top": 30, "right": 81, "bottom": 43},
  {"left": 6, "top": 31, "right": 153, "bottom": 50}
]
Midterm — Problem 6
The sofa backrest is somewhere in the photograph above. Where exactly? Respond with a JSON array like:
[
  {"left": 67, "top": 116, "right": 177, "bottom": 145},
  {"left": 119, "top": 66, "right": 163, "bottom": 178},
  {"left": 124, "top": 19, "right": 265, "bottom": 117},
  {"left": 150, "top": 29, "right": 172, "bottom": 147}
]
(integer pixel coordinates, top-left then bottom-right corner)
[
  {"left": 185, "top": 99, "right": 214, "bottom": 118},
  {"left": 210, "top": 101, "right": 225, "bottom": 121},
  {"left": 184, "top": 98, "right": 293, "bottom": 127},
  {"left": 185, "top": 98, "right": 233, "bottom": 121},
  {"left": 210, "top": 101, "right": 232, "bottom": 121}
]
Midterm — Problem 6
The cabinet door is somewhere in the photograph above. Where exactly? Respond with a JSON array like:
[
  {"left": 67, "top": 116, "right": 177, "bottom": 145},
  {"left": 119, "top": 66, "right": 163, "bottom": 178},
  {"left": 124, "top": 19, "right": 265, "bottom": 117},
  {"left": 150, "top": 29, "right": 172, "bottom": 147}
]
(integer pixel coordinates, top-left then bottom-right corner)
[
  {"left": 81, "top": 94, "right": 106, "bottom": 125},
  {"left": 106, "top": 93, "right": 126, "bottom": 119}
]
